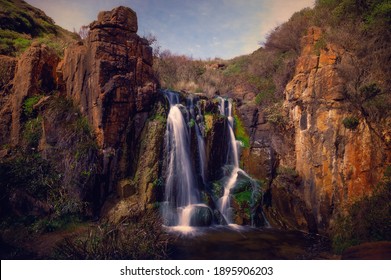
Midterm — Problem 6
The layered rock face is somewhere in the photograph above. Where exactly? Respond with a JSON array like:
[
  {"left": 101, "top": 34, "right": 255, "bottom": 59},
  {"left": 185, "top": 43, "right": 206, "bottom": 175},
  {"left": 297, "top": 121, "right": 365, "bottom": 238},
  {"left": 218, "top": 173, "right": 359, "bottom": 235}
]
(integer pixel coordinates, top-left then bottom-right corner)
[
  {"left": 284, "top": 27, "right": 391, "bottom": 230},
  {"left": 0, "top": 45, "right": 59, "bottom": 147},
  {"left": 58, "top": 6, "right": 157, "bottom": 202},
  {"left": 61, "top": 6, "right": 156, "bottom": 150},
  {"left": 0, "top": 55, "right": 17, "bottom": 147}
]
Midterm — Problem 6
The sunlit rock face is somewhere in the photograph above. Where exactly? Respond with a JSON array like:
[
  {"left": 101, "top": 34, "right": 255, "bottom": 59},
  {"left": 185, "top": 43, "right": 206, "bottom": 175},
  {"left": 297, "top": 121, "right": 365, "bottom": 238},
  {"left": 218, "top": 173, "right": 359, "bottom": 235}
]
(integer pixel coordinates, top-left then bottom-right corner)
[{"left": 284, "top": 27, "right": 391, "bottom": 230}]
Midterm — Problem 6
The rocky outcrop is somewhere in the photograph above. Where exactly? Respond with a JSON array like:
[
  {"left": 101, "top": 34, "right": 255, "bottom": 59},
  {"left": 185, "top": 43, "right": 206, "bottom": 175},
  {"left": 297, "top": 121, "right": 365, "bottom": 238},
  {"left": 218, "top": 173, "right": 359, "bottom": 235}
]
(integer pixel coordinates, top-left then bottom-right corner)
[
  {"left": 283, "top": 27, "right": 391, "bottom": 231},
  {"left": 0, "top": 6, "right": 159, "bottom": 217},
  {"left": 263, "top": 172, "right": 318, "bottom": 233},
  {"left": 61, "top": 6, "right": 156, "bottom": 150},
  {"left": 0, "top": 55, "right": 17, "bottom": 147},
  {"left": 59, "top": 6, "right": 157, "bottom": 202},
  {"left": 236, "top": 103, "right": 276, "bottom": 180},
  {"left": 2, "top": 44, "right": 59, "bottom": 145}
]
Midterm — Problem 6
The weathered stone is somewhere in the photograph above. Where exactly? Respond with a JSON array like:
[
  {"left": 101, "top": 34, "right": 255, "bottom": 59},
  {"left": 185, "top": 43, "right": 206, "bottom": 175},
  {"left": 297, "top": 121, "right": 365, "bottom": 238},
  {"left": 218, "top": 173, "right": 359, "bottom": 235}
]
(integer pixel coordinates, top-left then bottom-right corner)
[
  {"left": 91, "top": 6, "right": 138, "bottom": 33},
  {"left": 282, "top": 27, "right": 391, "bottom": 231},
  {"left": 9, "top": 44, "right": 59, "bottom": 145},
  {"left": 0, "top": 55, "right": 17, "bottom": 91},
  {"left": 132, "top": 118, "right": 166, "bottom": 205},
  {"left": 205, "top": 114, "right": 229, "bottom": 181},
  {"left": 263, "top": 173, "right": 318, "bottom": 233},
  {"left": 117, "top": 179, "right": 137, "bottom": 198},
  {"left": 241, "top": 147, "right": 274, "bottom": 180},
  {"left": 62, "top": 6, "right": 157, "bottom": 150}
]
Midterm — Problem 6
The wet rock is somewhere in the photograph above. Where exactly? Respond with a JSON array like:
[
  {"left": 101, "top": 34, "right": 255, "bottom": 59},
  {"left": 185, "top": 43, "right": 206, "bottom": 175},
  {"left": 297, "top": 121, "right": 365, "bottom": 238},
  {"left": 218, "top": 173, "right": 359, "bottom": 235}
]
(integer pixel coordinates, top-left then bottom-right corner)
[
  {"left": 213, "top": 209, "right": 228, "bottom": 225},
  {"left": 205, "top": 114, "right": 229, "bottom": 181},
  {"left": 189, "top": 205, "right": 213, "bottom": 227}
]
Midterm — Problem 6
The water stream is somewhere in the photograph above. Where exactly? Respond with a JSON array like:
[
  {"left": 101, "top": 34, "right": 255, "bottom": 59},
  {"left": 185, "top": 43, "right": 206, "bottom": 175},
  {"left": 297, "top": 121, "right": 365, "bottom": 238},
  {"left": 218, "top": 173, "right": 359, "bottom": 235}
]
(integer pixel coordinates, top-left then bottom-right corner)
[{"left": 162, "top": 91, "right": 209, "bottom": 230}]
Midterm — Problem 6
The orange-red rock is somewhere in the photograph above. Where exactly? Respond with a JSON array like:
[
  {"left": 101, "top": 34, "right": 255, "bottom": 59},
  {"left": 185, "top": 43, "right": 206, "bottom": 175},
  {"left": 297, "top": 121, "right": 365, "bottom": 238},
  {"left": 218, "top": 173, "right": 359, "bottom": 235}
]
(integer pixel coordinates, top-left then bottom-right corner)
[{"left": 283, "top": 27, "right": 391, "bottom": 231}]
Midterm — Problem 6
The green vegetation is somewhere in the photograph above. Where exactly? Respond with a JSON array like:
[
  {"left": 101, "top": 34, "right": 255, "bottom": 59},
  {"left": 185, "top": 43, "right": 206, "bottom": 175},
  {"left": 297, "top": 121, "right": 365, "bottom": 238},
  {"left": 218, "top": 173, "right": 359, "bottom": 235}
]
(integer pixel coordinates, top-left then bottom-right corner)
[
  {"left": 188, "top": 118, "right": 196, "bottom": 128},
  {"left": 0, "top": 29, "right": 31, "bottom": 56},
  {"left": 23, "top": 95, "right": 42, "bottom": 118},
  {"left": 277, "top": 166, "right": 299, "bottom": 177},
  {"left": 1, "top": 95, "right": 98, "bottom": 242},
  {"left": 0, "top": 154, "right": 58, "bottom": 200},
  {"left": 211, "top": 181, "right": 223, "bottom": 200},
  {"left": 233, "top": 190, "right": 252, "bottom": 204},
  {"left": 22, "top": 116, "right": 42, "bottom": 147},
  {"left": 151, "top": 114, "right": 166, "bottom": 123},
  {"left": 264, "top": 102, "right": 288, "bottom": 128},
  {"left": 0, "top": 0, "right": 77, "bottom": 57},
  {"left": 75, "top": 116, "right": 92, "bottom": 136},
  {"left": 314, "top": 35, "right": 327, "bottom": 55},
  {"left": 36, "top": 35, "right": 66, "bottom": 57},
  {"left": 331, "top": 172, "right": 391, "bottom": 254},
  {"left": 234, "top": 114, "right": 250, "bottom": 148},
  {"left": 342, "top": 116, "right": 359, "bottom": 130}
]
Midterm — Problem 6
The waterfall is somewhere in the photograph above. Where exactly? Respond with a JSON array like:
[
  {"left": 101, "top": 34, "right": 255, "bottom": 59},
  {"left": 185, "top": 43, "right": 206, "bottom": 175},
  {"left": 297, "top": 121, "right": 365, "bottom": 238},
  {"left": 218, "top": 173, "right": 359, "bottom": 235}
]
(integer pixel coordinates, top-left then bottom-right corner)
[
  {"left": 162, "top": 91, "right": 264, "bottom": 230},
  {"left": 162, "top": 91, "right": 210, "bottom": 229},
  {"left": 217, "top": 97, "right": 258, "bottom": 225},
  {"left": 217, "top": 97, "right": 240, "bottom": 224}
]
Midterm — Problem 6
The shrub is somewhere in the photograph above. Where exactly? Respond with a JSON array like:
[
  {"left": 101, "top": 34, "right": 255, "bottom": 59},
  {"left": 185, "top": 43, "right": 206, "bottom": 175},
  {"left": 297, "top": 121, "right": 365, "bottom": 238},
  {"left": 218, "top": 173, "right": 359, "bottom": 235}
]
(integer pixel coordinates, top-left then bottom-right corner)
[
  {"left": 23, "top": 116, "right": 42, "bottom": 147},
  {"left": 342, "top": 116, "right": 359, "bottom": 130},
  {"left": 277, "top": 166, "right": 299, "bottom": 177},
  {"left": 55, "top": 209, "right": 169, "bottom": 259},
  {"left": 331, "top": 179, "right": 391, "bottom": 254},
  {"left": 314, "top": 35, "right": 327, "bottom": 55},
  {"left": 75, "top": 116, "right": 92, "bottom": 136},
  {"left": 23, "top": 95, "right": 42, "bottom": 118},
  {"left": 0, "top": 155, "right": 60, "bottom": 201},
  {"left": 264, "top": 102, "right": 288, "bottom": 129}
]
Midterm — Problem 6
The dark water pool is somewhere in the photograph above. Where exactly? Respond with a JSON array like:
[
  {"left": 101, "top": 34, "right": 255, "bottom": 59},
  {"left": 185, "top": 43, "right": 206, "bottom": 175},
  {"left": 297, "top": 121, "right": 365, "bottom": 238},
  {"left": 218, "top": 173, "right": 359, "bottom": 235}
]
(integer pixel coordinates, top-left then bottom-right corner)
[{"left": 167, "top": 225, "right": 334, "bottom": 260}]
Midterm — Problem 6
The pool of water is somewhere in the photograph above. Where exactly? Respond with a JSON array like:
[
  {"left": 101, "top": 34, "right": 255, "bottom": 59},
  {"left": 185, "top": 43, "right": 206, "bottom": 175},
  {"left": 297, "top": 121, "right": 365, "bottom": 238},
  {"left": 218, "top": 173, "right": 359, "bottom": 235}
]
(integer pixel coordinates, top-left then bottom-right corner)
[{"left": 167, "top": 225, "right": 334, "bottom": 260}]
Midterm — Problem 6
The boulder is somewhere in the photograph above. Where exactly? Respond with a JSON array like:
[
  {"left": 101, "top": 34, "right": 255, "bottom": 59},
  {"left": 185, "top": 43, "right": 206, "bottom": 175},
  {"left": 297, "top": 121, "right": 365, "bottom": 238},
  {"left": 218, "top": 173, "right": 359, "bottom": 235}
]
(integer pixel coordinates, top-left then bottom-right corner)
[{"left": 188, "top": 205, "right": 213, "bottom": 227}]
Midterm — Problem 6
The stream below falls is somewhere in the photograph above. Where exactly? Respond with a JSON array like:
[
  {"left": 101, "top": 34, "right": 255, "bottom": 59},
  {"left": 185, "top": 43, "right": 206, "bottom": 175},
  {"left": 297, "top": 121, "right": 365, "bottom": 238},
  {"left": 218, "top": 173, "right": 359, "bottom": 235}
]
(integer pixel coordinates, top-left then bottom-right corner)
[{"left": 167, "top": 226, "right": 334, "bottom": 260}]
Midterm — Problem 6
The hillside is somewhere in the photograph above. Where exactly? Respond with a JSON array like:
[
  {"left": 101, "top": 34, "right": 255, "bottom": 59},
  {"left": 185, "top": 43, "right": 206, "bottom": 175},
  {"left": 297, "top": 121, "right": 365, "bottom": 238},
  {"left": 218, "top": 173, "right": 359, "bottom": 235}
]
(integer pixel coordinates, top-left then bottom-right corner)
[{"left": 0, "top": 0, "right": 78, "bottom": 56}]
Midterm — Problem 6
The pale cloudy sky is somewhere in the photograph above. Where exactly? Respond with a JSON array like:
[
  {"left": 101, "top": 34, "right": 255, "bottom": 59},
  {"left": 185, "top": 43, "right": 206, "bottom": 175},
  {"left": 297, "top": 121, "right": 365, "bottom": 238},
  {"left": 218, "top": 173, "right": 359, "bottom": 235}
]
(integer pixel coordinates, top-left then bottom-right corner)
[{"left": 26, "top": 0, "right": 314, "bottom": 59}]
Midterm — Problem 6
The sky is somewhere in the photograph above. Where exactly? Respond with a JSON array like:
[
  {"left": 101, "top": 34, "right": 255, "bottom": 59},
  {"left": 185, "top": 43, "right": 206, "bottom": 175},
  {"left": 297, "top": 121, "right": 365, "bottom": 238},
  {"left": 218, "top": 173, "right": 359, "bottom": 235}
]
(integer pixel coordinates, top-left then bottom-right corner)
[{"left": 26, "top": 0, "right": 314, "bottom": 59}]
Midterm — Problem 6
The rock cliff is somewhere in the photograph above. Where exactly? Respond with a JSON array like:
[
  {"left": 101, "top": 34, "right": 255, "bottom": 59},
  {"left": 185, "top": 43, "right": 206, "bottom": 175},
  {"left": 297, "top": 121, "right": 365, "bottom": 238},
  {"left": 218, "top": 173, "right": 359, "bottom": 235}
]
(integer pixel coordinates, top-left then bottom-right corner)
[
  {"left": 282, "top": 27, "right": 391, "bottom": 231},
  {"left": 59, "top": 6, "right": 158, "bottom": 202},
  {"left": 61, "top": 6, "right": 156, "bottom": 150}
]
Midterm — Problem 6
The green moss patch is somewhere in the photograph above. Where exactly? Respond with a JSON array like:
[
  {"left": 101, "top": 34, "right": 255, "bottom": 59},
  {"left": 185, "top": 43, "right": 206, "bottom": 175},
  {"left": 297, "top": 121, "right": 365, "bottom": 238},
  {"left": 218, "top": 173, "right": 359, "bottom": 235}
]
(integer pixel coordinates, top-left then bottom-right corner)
[{"left": 234, "top": 115, "right": 250, "bottom": 148}]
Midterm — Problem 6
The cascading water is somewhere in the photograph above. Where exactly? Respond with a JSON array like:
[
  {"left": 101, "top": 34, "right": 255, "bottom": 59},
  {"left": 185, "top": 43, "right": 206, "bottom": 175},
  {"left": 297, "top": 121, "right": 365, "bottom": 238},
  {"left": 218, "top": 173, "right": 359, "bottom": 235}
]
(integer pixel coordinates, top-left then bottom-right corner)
[
  {"left": 217, "top": 97, "right": 261, "bottom": 226},
  {"left": 217, "top": 97, "right": 241, "bottom": 224},
  {"left": 162, "top": 91, "right": 265, "bottom": 230},
  {"left": 162, "top": 91, "right": 210, "bottom": 230}
]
